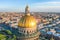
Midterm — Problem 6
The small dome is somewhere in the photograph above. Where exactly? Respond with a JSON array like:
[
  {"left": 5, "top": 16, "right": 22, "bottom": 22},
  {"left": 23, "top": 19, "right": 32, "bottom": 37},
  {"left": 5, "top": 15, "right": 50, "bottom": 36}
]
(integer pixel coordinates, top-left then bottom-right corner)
[{"left": 18, "top": 15, "right": 37, "bottom": 28}]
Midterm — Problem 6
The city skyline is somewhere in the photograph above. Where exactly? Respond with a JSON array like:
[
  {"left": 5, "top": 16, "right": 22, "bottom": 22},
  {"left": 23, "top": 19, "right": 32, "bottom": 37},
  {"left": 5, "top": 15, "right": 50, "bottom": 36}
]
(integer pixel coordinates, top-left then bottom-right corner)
[
  {"left": 0, "top": 0, "right": 60, "bottom": 12},
  {"left": 0, "top": 3, "right": 60, "bottom": 40}
]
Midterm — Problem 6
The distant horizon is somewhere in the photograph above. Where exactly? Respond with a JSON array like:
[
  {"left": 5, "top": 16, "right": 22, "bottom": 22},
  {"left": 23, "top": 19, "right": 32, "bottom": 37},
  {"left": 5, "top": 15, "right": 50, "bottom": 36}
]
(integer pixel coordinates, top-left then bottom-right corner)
[
  {"left": 2, "top": 12, "right": 60, "bottom": 13},
  {"left": 0, "top": 0, "right": 60, "bottom": 12}
]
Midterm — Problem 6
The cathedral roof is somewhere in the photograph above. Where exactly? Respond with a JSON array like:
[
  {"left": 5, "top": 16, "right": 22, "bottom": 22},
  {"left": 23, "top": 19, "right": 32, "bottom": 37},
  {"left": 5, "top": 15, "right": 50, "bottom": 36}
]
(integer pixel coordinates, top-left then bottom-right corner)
[{"left": 18, "top": 5, "right": 37, "bottom": 28}]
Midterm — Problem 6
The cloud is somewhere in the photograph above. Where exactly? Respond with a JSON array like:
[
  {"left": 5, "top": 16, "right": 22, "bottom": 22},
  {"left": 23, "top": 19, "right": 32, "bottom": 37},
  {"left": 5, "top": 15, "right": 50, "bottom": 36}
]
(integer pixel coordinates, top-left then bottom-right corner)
[
  {"left": 30, "top": 1, "right": 60, "bottom": 12},
  {"left": 31, "top": 1, "right": 60, "bottom": 6}
]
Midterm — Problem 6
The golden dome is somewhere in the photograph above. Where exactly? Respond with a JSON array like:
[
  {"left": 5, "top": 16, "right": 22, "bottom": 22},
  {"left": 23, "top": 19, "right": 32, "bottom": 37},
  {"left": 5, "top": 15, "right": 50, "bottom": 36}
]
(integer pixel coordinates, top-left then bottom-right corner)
[
  {"left": 18, "top": 5, "right": 37, "bottom": 28},
  {"left": 18, "top": 15, "right": 37, "bottom": 28},
  {"left": 18, "top": 6, "right": 36, "bottom": 28}
]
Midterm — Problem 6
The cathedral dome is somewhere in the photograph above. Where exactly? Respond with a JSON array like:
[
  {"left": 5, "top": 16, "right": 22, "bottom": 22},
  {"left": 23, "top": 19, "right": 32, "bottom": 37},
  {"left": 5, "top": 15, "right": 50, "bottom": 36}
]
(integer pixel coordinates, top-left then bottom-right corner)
[
  {"left": 18, "top": 5, "right": 37, "bottom": 28},
  {"left": 18, "top": 14, "right": 37, "bottom": 28}
]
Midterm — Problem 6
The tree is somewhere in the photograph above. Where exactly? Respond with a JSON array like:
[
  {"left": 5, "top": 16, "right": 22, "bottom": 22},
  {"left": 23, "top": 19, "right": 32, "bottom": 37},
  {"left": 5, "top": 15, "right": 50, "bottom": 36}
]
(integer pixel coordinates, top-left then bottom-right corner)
[
  {"left": 11, "top": 35, "right": 16, "bottom": 40},
  {"left": 6, "top": 30, "right": 12, "bottom": 35},
  {"left": 0, "top": 34, "right": 6, "bottom": 40}
]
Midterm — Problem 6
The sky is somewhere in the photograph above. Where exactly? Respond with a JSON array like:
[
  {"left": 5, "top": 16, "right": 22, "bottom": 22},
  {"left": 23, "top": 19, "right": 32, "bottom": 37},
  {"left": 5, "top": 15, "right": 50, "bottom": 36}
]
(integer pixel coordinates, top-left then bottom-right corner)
[{"left": 0, "top": 0, "right": 60, "bottom": 12}]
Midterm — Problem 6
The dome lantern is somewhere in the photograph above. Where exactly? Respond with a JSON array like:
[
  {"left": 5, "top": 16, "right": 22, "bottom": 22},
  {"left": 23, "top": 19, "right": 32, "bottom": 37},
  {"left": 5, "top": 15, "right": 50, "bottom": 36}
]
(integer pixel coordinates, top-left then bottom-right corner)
[{"left": 25, "top": 5, "right": 30, "bottom": 16}]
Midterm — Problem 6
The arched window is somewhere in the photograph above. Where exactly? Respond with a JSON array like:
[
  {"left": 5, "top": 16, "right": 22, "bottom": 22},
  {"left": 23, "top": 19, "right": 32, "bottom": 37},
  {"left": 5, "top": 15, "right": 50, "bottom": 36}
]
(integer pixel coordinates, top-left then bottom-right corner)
[
  {"left": 30, "top": 30, "right": 31, "bottom": 33},
  {"left": 24, "top": 30, "right": 25, "bottom": 33},
  {"left": 27, "top": 31, "right": 29, "bottom": 34}
]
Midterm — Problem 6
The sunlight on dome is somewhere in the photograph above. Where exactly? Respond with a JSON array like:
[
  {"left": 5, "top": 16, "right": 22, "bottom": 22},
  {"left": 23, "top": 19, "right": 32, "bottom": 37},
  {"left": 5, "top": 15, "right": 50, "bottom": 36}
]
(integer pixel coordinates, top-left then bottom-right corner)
[{"left": 30, "top": 22, "right": 36, "bottom": 26}]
